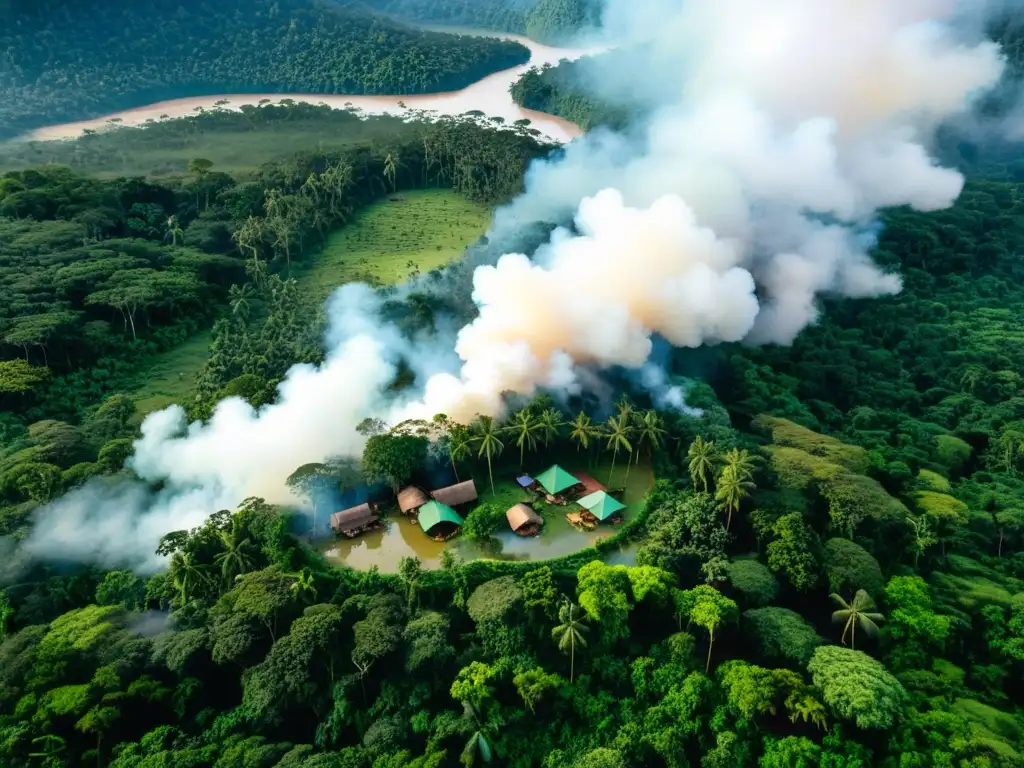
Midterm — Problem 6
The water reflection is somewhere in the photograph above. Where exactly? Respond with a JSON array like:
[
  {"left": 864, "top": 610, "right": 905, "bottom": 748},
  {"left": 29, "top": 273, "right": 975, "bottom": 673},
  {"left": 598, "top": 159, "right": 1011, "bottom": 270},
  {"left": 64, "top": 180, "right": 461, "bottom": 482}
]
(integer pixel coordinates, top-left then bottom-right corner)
[{"left": 320, "top": 461, "right": 653, "bottom": 573}]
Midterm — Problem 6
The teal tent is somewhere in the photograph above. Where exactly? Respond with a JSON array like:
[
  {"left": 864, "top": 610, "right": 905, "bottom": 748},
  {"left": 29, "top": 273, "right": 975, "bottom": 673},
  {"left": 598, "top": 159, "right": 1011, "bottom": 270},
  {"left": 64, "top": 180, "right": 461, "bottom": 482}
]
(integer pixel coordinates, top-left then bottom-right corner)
[
  {"left": 535, "top": 465, "right": 580, "bottom": 495},
  {"left": 577, "top": 490, "right": 626, "bottom": 521},
  {"left": 418, "top": 500, "right": 464, "bottom": 534}
]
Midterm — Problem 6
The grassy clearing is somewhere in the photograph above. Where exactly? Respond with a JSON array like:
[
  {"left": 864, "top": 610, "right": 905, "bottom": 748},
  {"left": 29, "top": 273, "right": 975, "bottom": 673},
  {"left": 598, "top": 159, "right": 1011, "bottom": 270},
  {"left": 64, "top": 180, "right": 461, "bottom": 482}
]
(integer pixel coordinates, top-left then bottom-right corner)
[
  {"left": 128, "top": 331, "right": 213, "bottom": 418},
  {"left": 295, "top": 188, "right": 492, "bottom": 304}
]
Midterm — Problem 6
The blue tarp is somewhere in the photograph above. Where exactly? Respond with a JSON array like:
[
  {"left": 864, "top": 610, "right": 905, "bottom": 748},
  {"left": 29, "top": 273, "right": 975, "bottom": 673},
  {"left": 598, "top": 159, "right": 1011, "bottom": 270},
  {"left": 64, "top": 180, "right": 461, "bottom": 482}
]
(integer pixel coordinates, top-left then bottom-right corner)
[{"left": 516, "top": 475, "right": 535, "bottom": 488}]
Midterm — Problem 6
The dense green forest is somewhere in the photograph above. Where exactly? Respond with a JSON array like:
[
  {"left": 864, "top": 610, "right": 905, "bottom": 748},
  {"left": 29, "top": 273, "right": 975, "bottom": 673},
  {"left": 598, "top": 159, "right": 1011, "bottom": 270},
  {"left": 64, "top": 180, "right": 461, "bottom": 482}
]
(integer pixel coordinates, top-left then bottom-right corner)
[
  {"left": 0, "top": 0, "right": 530, "bottom": 140},
  {"left": 510, "top": 56, "right": 631, "bottom": 131},
  {"left": 363, "top": 0, "right": 600, "bottom": 45},
  {"left": 7, "top": 28, "right": 1024, "bottom": 762}
]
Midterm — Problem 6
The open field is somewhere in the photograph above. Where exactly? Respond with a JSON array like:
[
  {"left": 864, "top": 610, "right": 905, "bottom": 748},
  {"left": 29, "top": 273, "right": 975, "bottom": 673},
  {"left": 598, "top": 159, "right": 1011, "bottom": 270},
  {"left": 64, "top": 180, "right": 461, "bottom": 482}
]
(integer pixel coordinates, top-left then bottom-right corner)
[
  {"left": 124, "top": 190, "right": 489, "bottom": 415},
  {"left": 295, "top": 189, "right": 492, "bottom": 304},
  {"left": 126, "top": 331, "right": 213, "bottom": 418}
]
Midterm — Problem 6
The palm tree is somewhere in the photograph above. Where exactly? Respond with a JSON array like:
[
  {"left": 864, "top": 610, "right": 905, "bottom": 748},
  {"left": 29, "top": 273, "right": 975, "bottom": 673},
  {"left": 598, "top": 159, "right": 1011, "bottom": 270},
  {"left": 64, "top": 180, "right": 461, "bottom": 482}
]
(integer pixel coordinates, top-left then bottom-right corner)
[
  {"left": 214, "top": 521, "right": 256, "bottom": 588},
  {"left": 538, "top": 408, "right": 564, "bottom": 450},
  {"left": 830, "top": 590, "right": 884, "bottom": 650},
  {"left": 460, "top": 700, "right": 495, "bottom": 766},
  {"left": 687, "top": 436, "right": 718, "bottom": 492},
  {"left": 165, "top": 215, "right": 184, "bottom": 246},
  {"left": 715, "top": 465, "right": 755, "bottom": 531},
  {"left": 506, "top": 408, "right": 541, "bottom": 468},
  {"left": 447, "top": 424, "right": 474, "bottom": 483},
  {"left": 289, "top": 569, "right": 318, "bottom": 605},
  {"left": 474, "top": 416, "right": 504, "bottom": 497},
  {"left": 721, "top": 447, "right": 758, "bottom": 482},
  {"left": 552, "top": 600, "right": 589, "bottom": 683},
  {"left": 603, "top": 414, "right": 633, "bottom": 486},
  {"left": 568, "top": 412, "right": 598, "bottom": 453},
  {"left": 634, "top": 410, "right": 666, "bottom": 465},
  {"left": 170, "top": 552, "right": 209, "bottom": 604},
  {"left": 383, "top": 151, "right": 400, "bottom": 192},
  {"left": 228, "top": 283, "right": 254, "bottom": 323}
]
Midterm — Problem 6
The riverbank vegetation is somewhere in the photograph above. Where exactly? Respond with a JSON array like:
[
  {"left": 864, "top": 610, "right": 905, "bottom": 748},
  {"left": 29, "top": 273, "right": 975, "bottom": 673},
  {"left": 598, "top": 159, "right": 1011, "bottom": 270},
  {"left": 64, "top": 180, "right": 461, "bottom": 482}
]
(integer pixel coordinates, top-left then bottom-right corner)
[
  {"left": 364, "top": 0, "right": 601, "bottom": 45},
  {"left": 510, "top": 55, "right": 632, "bottom": 131},
  {"left": 0, "top": 0, "right": 530, "bottom": 140},
  {"left": 4, "top": 97, "right": 1024, "bottom": 764}
]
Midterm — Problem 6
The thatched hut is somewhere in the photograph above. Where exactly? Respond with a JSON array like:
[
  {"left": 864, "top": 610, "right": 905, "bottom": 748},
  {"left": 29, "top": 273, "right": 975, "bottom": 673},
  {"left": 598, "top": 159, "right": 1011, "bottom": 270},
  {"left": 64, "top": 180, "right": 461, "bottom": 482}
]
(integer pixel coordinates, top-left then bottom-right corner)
[
  {"left": 418, "top": 500, "right": 464, "bottom": 540},
  {"left": 398, "top": 486, "right": 429, "bottom": 515},
  {"left": 506, "top": 503, "right": 543, "bottom": 536},
  {"left": 430, "top": 479, "right": 478, "bottom": 508},
  {"left": 330, "top": 503, "right": 381, "bottom": 537}
]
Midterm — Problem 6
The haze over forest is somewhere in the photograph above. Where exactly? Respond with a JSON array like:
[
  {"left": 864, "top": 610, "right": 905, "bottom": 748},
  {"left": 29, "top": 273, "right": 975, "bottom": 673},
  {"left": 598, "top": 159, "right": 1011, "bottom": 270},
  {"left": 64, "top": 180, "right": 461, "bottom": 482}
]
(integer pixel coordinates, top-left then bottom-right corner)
[{"left": 3, "top": 1, "right": 1024, "bottom": 767}]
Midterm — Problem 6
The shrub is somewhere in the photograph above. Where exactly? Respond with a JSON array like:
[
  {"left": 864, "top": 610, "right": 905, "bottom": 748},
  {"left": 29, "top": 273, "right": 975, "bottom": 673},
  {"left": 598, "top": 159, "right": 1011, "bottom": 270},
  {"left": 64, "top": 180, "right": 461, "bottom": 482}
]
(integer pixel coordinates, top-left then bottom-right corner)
[{"left": 726, "top": 558, "right": 779, "bottom": 607}]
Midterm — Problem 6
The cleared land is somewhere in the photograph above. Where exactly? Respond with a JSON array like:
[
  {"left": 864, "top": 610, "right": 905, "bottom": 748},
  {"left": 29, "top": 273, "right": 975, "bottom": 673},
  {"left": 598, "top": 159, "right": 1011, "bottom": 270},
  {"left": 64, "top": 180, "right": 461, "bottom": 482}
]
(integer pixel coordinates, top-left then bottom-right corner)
[
  {"left": 128, "top": 331, "right": 213, "bottom": 418},
  {"left": 295, "top": 188, "right": 492, "bottom": 304},
  {"left": 126, "top": 189, "right": 489, "bottom": 414}
]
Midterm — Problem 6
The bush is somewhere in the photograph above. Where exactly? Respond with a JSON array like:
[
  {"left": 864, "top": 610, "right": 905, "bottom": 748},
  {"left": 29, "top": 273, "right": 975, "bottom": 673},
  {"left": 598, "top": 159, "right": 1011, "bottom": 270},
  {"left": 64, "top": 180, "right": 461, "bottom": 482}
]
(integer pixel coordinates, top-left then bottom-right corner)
[
  {"left": 726, "top": 558, "right": 779, "bottom": 607},
  {"left": 743, "top": 607, "right": 823, "bottom": 665},
  {"left": 823, "top": 538, "right": 885, "bottom": 598}
]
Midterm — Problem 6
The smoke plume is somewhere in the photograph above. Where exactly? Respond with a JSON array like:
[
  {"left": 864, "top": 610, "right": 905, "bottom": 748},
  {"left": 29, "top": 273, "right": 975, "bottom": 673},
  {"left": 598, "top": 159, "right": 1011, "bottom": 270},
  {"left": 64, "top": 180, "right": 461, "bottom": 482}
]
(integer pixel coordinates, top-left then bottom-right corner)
[{"left": 16, "top": 0, "right": 1011, "bottom": 572}]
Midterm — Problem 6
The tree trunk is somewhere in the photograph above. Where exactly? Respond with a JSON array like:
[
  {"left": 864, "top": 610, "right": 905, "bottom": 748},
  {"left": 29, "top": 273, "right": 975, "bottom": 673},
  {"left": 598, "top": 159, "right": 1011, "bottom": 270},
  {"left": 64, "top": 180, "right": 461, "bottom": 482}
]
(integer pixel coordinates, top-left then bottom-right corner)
[
  {"left": 450, "top": 454, "right": 460, "bottom": 483},
  {"left": 726, "top": 505, "right": 733, "bottom": 532},
  {"left": 570, "top": 637, "right": 575, "bottom": 683},
  {"left": 488, "top": 454, "right": 495, "bottom": 497},
  {"left": 127, "top": 308, "right": 137, "bottom": 340},
  {"left": 998, "top": 529, "right": 1004, "bottom": 557},
  {"left": 609, "top": 449, "right": 617, "bottom": 485},
  {"left": 705, "top": 628, "right": 714, "bottom": 674}
]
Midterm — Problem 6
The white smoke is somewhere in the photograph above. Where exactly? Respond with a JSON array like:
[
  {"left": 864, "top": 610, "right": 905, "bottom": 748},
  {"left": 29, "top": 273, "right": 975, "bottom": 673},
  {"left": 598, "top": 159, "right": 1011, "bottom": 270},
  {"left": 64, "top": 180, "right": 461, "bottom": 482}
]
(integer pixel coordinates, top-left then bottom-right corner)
[{"left": 18, "top": 0, "right": 1011, "bottom": 571}]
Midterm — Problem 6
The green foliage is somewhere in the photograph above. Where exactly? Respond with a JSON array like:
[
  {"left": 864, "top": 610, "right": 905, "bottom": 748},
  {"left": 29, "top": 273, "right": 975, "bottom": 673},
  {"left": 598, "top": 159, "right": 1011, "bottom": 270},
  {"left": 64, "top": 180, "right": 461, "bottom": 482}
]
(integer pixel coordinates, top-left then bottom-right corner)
[
  {"left": 807, "top": 645, "right": 908, "bottom": 730},
  {"left": 742, "top": 607, "right": 823, "bottom": 666},
  {"left": 0, "top": 0, "right": 531, "bottom": 139},
  {"left": 754, "top": 415, "right": 870, "bottom": 473},
  {"left": 766, "top": 513, "right": 820, "bottom": 592},
  {"left": 822, "top": 538, "right": 885, "bottom": 598},
  {"left": 726, "top": 558, "right": 780, "bottom": 607},
  {"left": 462, "top": 503, "right": 508, "bottom": 541}
]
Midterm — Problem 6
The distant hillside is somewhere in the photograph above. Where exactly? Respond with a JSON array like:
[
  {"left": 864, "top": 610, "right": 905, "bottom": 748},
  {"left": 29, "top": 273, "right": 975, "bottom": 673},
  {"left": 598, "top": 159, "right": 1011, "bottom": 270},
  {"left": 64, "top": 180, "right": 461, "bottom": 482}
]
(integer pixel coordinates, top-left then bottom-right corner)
[
  {"left": 0, "top": 0, "right": 530, "bottom": 139},
  {"left": 364, "top": 0, "right": 600, "bottom": 44}
]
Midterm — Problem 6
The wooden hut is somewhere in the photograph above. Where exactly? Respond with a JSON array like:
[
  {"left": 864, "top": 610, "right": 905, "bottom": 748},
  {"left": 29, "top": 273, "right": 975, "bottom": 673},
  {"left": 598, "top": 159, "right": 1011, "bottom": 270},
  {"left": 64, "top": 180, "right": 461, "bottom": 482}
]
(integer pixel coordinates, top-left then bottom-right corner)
[
  {"left": 330, "top": 503, "right": 381, "bottom": 538},
  {"left": 575, "top": 471, "right": 606, "bottom": 495},
  {"left": 534, "top": 465, "right": 582, "bottom": 502},
  {"left": 418, "top": 500, "right": 464, "bottom": 540},
  {"left": 577, "top": 490, "right": 626, "bottom": 523},
  {"left": 398, "top": 486, "right": 429, "bottom": 515},
  {"left": 430, "top": 479, "right": 478, "bottom": 508},
  {"left": 506, "top": 503, "right": 543, "bottom": 536}
]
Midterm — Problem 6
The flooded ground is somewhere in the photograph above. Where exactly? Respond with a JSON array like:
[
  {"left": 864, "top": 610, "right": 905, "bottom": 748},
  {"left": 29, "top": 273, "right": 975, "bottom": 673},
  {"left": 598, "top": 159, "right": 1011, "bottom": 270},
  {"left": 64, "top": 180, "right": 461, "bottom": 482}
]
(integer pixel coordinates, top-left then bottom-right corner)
[
  {"left": 28, "top": 32, "right": 599, "bottom": 143},
  {"left": 320, "top": 459, "right": 653, "bottom": 573}
]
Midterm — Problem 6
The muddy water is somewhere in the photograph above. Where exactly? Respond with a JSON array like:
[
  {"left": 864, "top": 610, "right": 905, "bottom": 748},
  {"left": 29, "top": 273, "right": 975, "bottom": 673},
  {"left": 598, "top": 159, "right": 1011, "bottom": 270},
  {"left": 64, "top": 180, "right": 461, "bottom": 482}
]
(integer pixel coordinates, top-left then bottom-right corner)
[
  {"left": 28, "top": 32, "right": 596, "bottom": 143},
  {"left": 321, "top": 460, "right": 653, "bottom": 573}
]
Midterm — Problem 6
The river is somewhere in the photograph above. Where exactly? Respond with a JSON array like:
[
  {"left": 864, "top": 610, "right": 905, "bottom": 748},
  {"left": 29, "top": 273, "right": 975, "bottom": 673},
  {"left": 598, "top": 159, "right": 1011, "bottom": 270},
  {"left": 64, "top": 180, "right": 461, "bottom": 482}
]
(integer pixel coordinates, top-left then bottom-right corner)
[{"left": 28, "top": 31, "right": 595, "bottom": 143}]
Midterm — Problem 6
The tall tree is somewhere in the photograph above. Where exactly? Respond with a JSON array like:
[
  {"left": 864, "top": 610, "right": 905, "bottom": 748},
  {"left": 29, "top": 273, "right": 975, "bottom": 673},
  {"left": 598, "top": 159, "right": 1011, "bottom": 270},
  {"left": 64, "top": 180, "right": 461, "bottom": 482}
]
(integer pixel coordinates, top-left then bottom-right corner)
[
  {"left": 715, "top": 465, "right": 755, "bottom": 531},
  {"left": 474, "top": 415, "right": 505, "bottom": 497},
  {"left": 552, "top": 600, "right": 589, "bottom": 683},
  {"left": 506, "top": 408, "right": 541, "bottom": 468},
  {"left": 603, "top": 414, "right": 633, "bottom": 486},
  {"left": 687, "top": 436, "right": 718, "bottom": 493},
  {"left": 830, "top": 589, "right": 884, "bottom": 651}
]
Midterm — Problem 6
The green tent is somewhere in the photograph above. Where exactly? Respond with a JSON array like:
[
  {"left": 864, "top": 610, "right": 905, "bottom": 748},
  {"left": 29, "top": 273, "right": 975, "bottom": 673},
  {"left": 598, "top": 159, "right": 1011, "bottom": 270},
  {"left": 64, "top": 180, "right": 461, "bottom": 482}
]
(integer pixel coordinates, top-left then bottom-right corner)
[
  {"left": 418, "top": 500, "right": 464, "bottom": 533},
  {"left": 577, "top": 490, "right": 626, "bottom": 521},
  {"left": 535, "top": 465, "right": 580, "bottom": 495}
]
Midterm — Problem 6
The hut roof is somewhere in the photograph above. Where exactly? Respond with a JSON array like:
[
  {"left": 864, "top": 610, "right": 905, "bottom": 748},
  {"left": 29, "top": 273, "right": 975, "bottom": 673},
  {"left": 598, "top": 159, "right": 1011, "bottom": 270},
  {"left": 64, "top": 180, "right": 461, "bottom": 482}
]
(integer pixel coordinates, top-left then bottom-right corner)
[
  {"left": 575, "top": 471, "right": 606, "bottom": 494},
  {"left": 535, "top": 465, "right": 580, "bottom": 495},
  {"left": 398, "top": 486, "right": 429, "bottom": 513},
  {"left": 577, "top": 490, "right": 626, "bottom": 521},
  {"left": 418, "top": 500, "right": 464, "bottom": 533},
  {"left": 516, "top": 474, "right": 535, "bottom": 488},
  {"left": 431, "top": 479, "right": 478, "bottom": 507},
  {"left": 330, "top": 503, "right": 378, "bottom": 531},
  {"left": 506, "top": 503, "right": 543, "bottom": 531}
]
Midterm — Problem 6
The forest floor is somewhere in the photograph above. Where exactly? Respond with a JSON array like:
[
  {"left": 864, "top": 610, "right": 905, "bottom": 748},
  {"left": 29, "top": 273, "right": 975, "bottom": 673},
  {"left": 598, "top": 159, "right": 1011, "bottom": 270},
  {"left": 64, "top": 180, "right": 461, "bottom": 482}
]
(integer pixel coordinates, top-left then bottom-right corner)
[
  {"left": 294, "top": 188, "right": 492, "bottom": 306},
  {"left": 126, "top": 189, "right": 490, "bottom": 416}
]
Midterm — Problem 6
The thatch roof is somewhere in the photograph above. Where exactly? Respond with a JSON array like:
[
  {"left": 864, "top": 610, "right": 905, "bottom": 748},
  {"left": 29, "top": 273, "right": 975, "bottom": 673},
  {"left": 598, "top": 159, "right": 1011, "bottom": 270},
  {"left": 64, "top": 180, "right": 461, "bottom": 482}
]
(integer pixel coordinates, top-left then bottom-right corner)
[
  {"left": 535, "top": 465, "right": 580, "bottom": 495},
  {"left": 431, "top": 479, "right": 478, "bottom": 507},
  {"left": 577, "top": 490, "right": 626, "bottom": 521},
  {"left": 398, "top": 486, "right": 429, "bottom": 513},
  {"left": 330, "top": 503, "right": 378, "bottom": 531},
  {"left": 418, "top": 500, "right": 464, "bottom": 533},
  {"left": 506, "top": 503, "right": 543, "bottom": 532}
]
